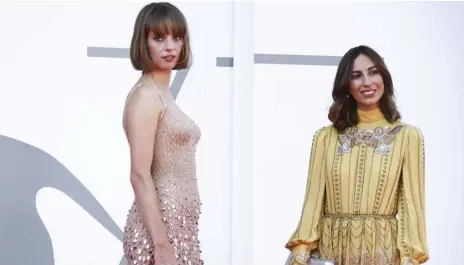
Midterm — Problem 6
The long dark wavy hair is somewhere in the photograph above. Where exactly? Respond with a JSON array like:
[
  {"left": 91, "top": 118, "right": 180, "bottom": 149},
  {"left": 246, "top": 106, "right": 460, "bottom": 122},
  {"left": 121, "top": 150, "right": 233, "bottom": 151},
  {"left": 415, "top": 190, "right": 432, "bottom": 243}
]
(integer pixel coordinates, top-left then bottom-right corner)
[{"left": 328, "top": 45, "right": 401, "bottom": 133}]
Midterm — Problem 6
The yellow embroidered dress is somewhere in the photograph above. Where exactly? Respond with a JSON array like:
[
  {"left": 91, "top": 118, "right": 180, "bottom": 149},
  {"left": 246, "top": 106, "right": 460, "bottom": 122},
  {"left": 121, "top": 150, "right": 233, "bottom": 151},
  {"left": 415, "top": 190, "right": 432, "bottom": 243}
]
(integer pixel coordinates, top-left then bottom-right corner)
[{"left": 286, "top": 108, "right": 429, "bottom": 265}]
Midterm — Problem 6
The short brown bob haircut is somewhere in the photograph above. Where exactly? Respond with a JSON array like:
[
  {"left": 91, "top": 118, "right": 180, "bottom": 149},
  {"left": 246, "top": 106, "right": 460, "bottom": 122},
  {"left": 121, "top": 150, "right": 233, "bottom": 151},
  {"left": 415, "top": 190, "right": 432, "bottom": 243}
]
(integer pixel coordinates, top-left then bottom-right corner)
[
  {"left": 328, "top": 45, "right": 401, "bottom": 133},
  {"left": 130, "top": 2, "right": 192, "bottom": 71}
]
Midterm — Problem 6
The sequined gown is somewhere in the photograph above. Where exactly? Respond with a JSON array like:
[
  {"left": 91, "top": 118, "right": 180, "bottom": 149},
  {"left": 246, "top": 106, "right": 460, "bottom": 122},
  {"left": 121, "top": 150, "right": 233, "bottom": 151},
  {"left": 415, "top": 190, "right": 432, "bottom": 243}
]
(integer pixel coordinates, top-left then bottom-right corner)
[{"left": 122, "top": 75, "right": 203, "bottom": 265}]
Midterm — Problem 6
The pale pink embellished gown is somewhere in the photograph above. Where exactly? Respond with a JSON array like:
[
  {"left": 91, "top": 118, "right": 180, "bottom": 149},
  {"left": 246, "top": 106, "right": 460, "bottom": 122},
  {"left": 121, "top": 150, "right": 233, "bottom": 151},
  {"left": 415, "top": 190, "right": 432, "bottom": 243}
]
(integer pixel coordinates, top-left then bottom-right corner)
[{"left": 122, "top": 75, "right": 203, "bottom": 265}]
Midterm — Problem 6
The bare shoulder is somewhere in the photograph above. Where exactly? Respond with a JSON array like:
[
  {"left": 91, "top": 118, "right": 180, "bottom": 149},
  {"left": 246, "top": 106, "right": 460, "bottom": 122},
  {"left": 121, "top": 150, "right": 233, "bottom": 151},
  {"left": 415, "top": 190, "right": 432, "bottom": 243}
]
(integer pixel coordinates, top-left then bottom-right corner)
[
  {"left": 125, "top": 83, "right": 165, "bottom": 118},
  {"left": 127, "top": 83, "right": 163, "bottom": 108}
]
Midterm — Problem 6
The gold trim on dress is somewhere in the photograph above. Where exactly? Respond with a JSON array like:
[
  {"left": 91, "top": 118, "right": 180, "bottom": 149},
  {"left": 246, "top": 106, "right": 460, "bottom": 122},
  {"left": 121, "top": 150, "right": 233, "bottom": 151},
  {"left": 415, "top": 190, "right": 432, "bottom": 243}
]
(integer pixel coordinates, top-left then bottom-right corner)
[{"left": 323, "top": 213, "right": 396, "bottom": 220}]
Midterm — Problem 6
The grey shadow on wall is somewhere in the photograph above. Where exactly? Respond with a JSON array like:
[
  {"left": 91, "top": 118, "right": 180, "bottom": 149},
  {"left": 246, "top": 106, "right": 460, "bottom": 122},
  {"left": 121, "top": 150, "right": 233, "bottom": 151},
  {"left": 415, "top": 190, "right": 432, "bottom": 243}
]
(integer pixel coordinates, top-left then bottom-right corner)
[{"left": 0, "top": 135, "right": 124, "bottom": 265}]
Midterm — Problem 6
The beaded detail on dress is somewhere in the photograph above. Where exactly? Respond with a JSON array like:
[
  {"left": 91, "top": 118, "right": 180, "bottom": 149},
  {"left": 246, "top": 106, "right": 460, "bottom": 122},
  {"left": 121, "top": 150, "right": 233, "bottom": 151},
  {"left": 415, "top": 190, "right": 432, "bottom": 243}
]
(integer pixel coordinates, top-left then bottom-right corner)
[
  {"left": 337, "top": 125, "right": 405, "bottom": 155},
  {"left": 122, "top": 76, "right": 203, "bottom": 265}
]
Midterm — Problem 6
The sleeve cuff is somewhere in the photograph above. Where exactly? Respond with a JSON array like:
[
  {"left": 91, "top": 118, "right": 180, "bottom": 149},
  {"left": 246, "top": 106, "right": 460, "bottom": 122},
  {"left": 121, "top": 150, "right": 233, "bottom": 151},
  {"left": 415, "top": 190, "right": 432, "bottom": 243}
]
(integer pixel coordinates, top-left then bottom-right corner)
[
  {"left": 401, "top": 254, "right": 429, "bottom": 265},
  {"left": 285, "top": 239, "right": 317, "bottom": 250},
  {"left": 291, "top": 244, "right": 309, "bottom": 253}
]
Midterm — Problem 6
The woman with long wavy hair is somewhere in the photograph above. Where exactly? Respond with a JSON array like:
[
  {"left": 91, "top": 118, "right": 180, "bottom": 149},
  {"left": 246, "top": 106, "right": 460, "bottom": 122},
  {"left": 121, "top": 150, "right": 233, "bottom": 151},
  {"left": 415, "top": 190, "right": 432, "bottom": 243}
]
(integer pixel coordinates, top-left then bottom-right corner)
[{"left": 285, "top": 45, "right": 430, "bottom": 265}]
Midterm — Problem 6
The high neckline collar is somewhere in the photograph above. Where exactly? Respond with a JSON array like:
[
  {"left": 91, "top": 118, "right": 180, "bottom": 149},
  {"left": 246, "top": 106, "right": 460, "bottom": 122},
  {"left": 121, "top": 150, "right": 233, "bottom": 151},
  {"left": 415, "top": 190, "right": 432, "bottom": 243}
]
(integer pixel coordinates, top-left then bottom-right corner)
[{"left": 357, "top": 107, "right": 385, "bottom": 124}]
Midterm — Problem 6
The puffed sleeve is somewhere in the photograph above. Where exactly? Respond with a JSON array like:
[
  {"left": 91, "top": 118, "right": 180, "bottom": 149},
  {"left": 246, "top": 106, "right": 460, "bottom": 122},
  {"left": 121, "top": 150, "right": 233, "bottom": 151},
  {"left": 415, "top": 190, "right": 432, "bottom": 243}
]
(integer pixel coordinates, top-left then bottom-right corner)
[
  {"left": 285, "top": 126, "right": 329, "bottom": 255},
  {"left": 397, "top": 126, "right": 430, "bottom": 265}
]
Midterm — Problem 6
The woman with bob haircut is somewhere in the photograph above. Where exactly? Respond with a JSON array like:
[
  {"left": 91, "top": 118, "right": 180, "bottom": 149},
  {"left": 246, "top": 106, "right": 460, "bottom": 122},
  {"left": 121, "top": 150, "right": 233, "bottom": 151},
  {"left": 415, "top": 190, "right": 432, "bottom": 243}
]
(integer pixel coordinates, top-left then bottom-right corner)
[
  {"left": 285, "top": 45, "right": 430, "bottom": 265},
  {"left": 121, "top": 2, "right": 204, "bottom": 265}
]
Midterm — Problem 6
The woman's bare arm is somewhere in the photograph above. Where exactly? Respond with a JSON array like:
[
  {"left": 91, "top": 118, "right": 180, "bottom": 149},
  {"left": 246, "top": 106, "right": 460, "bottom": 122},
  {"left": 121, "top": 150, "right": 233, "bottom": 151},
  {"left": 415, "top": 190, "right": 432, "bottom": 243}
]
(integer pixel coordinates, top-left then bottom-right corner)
[{"left": 125, "top": 84, "right": 168, "bottom": 246}]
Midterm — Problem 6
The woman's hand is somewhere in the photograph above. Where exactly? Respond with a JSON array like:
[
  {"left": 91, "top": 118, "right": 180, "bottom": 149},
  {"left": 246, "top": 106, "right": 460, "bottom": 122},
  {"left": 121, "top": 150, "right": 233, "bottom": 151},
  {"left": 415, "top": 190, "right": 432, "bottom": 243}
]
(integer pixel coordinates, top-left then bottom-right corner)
[
  {"left": 291, "top": 252, "right": 309, "bottom": 265},
  {"left": 153, "top": 240, "right": 177, "bottom": 265},
  {"left": 291, "top": 245, "right": 310, "bottom": 265}
]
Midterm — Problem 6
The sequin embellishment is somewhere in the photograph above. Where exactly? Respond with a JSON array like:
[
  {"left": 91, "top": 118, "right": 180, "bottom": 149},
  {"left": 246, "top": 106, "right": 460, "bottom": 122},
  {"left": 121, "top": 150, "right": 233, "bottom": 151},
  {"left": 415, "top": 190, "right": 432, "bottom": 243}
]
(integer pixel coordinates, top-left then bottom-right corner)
[{"left": 338, "top": 125, "right": 404, "bottom": 155}]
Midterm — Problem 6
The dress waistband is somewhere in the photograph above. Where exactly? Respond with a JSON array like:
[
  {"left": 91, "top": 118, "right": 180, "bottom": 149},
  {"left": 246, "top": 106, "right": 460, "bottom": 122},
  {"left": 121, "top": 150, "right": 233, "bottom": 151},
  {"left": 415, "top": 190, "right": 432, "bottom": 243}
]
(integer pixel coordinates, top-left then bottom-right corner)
[{"left": 323, "top": 213, "right": 396, "bottom": 219}]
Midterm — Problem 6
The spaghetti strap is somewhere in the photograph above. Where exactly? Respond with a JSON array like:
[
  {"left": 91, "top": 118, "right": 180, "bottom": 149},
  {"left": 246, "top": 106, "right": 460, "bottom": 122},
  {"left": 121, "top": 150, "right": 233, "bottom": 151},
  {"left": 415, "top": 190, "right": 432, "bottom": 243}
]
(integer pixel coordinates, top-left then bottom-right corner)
[
  {"left": 141, "top": 73, "right": 167, "bottom": 109},
  {"left": 157, "top": 94, "right": 167, "bottom": 109}
]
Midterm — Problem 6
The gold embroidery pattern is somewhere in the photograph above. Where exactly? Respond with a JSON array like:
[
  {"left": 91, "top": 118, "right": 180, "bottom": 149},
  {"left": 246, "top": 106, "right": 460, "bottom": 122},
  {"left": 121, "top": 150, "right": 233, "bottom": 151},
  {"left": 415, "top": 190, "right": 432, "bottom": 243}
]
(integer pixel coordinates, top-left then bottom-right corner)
[
  {"left": 373, "top": 154, "right": 391, "bottom": 214},
  {"left": 333, "top": 151, "right": 342, "bottom": 213},
  {"left": 338, "top": 125, "right": 405, "bottom": 155},
  {"left": 317, "top": 215, "right": 400, "bottom": 265},
  {"left": 354, "top": 143, "right": 367, "bottom": 214}
]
